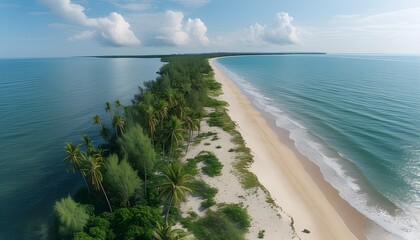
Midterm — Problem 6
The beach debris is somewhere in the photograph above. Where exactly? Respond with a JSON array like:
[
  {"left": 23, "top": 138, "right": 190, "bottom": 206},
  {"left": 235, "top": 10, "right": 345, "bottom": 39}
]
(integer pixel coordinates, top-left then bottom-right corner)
[
  {"left": 302, "top": 229, "right": 310, "bottom": 234},
  {"left": 238, "top": 195, "right": 246, "bottom": 199}
]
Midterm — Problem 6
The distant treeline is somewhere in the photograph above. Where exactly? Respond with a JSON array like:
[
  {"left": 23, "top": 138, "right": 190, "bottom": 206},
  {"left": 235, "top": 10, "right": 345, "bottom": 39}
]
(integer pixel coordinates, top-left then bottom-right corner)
[{"left": 90, "top": 52, "right": 326, "bottom": 60}]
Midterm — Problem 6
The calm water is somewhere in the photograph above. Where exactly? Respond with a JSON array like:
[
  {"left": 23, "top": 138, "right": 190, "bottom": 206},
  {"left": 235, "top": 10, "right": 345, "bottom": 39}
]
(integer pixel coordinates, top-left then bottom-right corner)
[
  {"left": 0, "top": 57, "right": 163, "bottom": 239},
  {"left": 216, "top": 55, "right": 420, "bottom": 240}
]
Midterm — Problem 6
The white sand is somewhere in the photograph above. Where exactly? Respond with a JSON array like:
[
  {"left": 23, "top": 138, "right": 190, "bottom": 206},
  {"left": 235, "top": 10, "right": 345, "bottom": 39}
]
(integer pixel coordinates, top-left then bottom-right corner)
[{"left": 208, "top": 58, "right": 366, "bottom": 240}]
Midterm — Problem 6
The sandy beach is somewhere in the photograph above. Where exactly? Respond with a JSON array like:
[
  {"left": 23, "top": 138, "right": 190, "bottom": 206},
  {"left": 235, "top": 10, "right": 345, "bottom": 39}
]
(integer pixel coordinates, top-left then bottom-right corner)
[{"left": 208, "top": 58, "right": 367, "bottom": 240}]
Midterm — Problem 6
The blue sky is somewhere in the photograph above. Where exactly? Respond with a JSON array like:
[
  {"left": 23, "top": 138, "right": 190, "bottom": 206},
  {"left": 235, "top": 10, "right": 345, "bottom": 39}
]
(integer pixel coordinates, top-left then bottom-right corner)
[{"left": 1, "top": 0, "right": 419, "bottom": 57}]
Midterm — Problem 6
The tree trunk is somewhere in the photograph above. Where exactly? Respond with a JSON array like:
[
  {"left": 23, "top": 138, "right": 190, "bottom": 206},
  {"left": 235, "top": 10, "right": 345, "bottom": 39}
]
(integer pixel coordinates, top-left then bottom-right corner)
[
  {"left": 100, "top": 182, "right": 113, "bottom": 212},
  {"left": 144, "top": 161, "right": 147, "bottom": 198},
  {"left": 165, "top": 193, "right": 174, "bottom": 221},
  {"left": 80, "top": 170, "right": 91, "bottom": 195},
  {"left": 185, "top": 130, "right": 191, "bottom": 156}
]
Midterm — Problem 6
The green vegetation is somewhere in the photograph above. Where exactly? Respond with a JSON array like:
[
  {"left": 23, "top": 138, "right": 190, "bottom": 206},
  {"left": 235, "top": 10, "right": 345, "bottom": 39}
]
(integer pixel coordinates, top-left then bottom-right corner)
[
  {"left": 53, "top": 196, "right": 90, "bottom": 239},
  {"left": 258, "top": 229, "right": 266, "bottom": 239},
  {"left": 186, "top": 152, "right": 223, "bottom": 177},
  {"left": 197, "top": 152, "right": 223, "bottom": 177},
  {"left": 104, "top": 154, "right": 142, "bottom": 207},
  {"left": 53, "top": 54, "right": 266, "bottom": 239},
  {"left": 188, "top": 179, "right": 218, "bottom": 208},
  {"left": 158, "top": 162, "right": 192, "bottom": 220},
  {"left": 182, "top": 204, "right": 250, "bottom": 240}
]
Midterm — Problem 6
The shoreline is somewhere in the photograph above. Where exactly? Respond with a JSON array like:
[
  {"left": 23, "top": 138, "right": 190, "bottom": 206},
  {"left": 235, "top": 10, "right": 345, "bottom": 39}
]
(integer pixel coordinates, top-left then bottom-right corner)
[{"left": 209, "top": 58, "right": 367, "bottom": 239}]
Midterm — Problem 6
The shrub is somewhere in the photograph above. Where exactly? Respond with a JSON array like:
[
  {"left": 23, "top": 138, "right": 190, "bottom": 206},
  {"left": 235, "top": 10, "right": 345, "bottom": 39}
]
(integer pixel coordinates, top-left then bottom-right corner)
[
  {"left": 191, "top": 211, "right": 244, "bottom": 240},
  {"left": 53, "top": 196, "right": 89, "bottom": 239},
  {"left": 195, "top": 152, "right": 223, "bottom": 177},
  {"left": 258, "top": 229, "right": 265, "bottom": 238},
  {"left": 189, "top": 179, "right": 218, "bottom": 209},
  {"left": 222, "top": 203, "right": 251, "bottom": 230}
]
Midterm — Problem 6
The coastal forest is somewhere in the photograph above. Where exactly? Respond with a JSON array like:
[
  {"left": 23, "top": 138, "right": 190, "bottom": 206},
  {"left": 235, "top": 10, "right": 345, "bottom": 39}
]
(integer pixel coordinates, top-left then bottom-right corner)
[{"left": 52, "top": 55, "right": 251, "bottom": 240}]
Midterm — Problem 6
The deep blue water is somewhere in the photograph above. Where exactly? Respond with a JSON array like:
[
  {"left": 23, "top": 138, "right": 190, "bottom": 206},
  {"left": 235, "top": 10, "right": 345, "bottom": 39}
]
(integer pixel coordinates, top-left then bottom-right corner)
[
  {"left": 0, "top": 57, "right": 163, "bottom": 239},
  {"left": 215, "top": 55, "right": 420, "bottom": 240}
]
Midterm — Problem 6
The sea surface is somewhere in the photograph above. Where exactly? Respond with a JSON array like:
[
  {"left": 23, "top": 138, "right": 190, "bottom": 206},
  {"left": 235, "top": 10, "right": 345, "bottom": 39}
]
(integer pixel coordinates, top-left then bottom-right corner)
[
  {"left": 0, "top": 57, "right": 164, "bottom": 239},
  {"left": 215, "top": 55, "right": 420, "bottom": 240}
]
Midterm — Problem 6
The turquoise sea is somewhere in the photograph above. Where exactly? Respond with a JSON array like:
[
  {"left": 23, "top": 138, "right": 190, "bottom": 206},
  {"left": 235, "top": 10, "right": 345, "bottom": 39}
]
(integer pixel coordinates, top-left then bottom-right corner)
[
  {"left": 0, "top": 57, "right": 163, "bottom": 239},
  {"left": 215, "top": 55, "right": 420, "bottom": 240}
]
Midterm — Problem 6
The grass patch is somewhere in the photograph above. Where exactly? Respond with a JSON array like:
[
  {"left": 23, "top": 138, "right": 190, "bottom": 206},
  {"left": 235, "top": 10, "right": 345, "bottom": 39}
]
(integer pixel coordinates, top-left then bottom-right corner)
[
  {"left": 211, "top": 135, "right": 219, "bottom": 141},
  {"left": 207, "top": 108, "right": 236, "bottom": 132},
  {"left": 188, "top": 179, "right": 218, "bottom": 209},
  {"left": 195, "top": 152, "right": 223, "bottom": 177},
  {"left": 230, "top": 130, "right": 259, "bottom": 189},
  {"left": 204, "top": 74, "right": 222, "bottom": 96},
  {"left": 205, "top": 97, "right": 227, "bottom": 107},
  {"left": 221, "top": 203, "right": 251, "bottom": 230},
  {"left": 194, "top": 131, "right": 217, "bottom": 144},
  {"left": 182, "top": 204, "right": 250, "bottom": 240},
  {"left": 184, "top": 157, "right": 200, "bottom": 176}
]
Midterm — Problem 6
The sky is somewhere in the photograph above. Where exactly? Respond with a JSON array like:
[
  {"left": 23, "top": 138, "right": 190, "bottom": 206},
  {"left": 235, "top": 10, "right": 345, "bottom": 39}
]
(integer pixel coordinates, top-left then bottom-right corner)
[{"left": 1, "top": 0, "right": 420, "bottom": 57}]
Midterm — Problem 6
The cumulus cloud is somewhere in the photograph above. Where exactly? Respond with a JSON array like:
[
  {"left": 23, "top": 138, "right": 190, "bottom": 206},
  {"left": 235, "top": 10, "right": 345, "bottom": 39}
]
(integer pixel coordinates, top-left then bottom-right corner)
[
  {"left": 135, "top": 10, "right": 209, "bottom": 47},
  {"left": 246, "top": 12, "right": 301, "bottom": 45},
  {"left": 40, "top": 0, "right": 140, "bottom": 47}
]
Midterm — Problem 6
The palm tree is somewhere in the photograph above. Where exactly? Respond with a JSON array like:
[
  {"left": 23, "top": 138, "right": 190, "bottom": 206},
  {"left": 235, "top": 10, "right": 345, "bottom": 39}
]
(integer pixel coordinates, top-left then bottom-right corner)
[
  {"left": 165, "top": 88, "right": 177, "bottom": 109},
  {"left": 139, "top": 103, "right": 158, "bottom": 142},
  {"left": 82, "top": 155, "right": 113, "bottom": 212},
  {"left": 183, "top": 114, "right": 199, "bottom": 154},
  {"left": 115, "top": 99, "right": 124, "bottom": 115},
  {"left": 105, "top": 101, "right": 112, "bottom": 120},
  {"left": 193, "top": 111, "right": 202, "bottom": 135},
  {"left": 153, "top": 220, "right": 187, "bottom": 240},
  {"left": 115, "top": 99, "right": 123, "bottom": 108},
  {"left": 93, "top": 114, "right": 102, "bottom": 126},
  {"left": 174, "top": 97, "right": 189, "bottom": 121},
  {"left": 82, "top": 135, "right": 94, "bottom": 156},
  {"left": 158, "top": 162, "right": 191, "bottom": 220},
  {"left": 112, "top": 112, "right": 125, "bottom": 138},
  {"left": 166, "top": 116, "right": 184, "bottom": 158},
  {"left": 64, "top": 142, "right": 90, "bottom": 194},
  {"left": 156, "top": 100, "right": 169, "bottom": 129},
  {"left": 99, "top": 125, "right": 110, "bottom": 143}
]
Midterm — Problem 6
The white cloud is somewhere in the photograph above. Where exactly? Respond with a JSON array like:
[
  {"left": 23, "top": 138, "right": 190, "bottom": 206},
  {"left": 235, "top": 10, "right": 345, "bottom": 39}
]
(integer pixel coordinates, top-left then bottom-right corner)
[
  {"left": 246, "top": 12, "right": 301, "bottom": 46},
  {"left": 111, "top": 0, "right": 153, "bottom": 11},
  {"left": 40, "top": 0, "right": 140, "bottom": 47},
  {"left": 172, "top": 0, "right": 210, "bottom": 8},
  {"left": 210, "top": 11, "right": 302, "bottom": 49},
  {"left": 133, "top": 10, "right": 209, "bottom": 47},
  {"left": 69, "top": 30, "right": 94, "bottom": 41}
]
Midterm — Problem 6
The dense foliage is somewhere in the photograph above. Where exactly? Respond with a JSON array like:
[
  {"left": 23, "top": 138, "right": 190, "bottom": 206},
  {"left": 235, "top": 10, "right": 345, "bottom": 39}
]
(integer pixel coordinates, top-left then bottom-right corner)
[
  {"left": 182, "top": 204, "right": 250, "bottom": 240},
  {"left": 53, "top": 55, "right": 250, "bottom": 240}
]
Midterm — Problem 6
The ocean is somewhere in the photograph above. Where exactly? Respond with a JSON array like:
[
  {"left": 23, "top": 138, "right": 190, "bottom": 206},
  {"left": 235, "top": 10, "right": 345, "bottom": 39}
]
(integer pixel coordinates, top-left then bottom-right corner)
[
  {"left": 0, "top": 57, "right": 164, "bottom": 240},
  {"left": 215, "top": 55, "right": 420, "bottom": 240}
]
